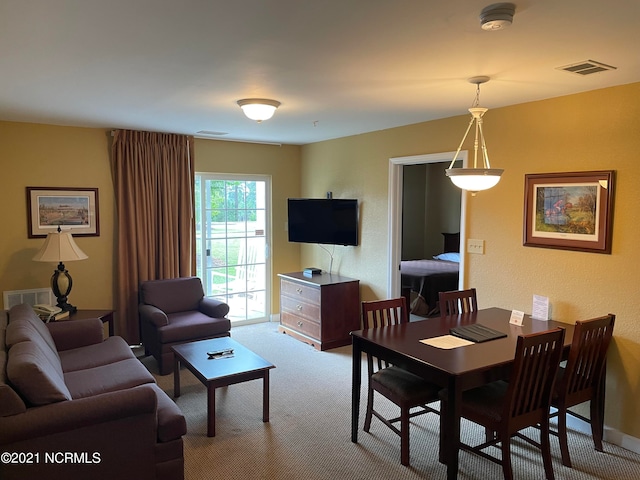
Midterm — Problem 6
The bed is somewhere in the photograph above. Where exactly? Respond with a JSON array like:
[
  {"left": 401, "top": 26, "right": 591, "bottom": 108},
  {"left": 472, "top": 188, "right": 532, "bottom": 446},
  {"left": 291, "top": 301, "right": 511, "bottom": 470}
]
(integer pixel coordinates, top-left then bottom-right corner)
[{"left": 401, "top": 232, "right": 460, "bottom": 316}]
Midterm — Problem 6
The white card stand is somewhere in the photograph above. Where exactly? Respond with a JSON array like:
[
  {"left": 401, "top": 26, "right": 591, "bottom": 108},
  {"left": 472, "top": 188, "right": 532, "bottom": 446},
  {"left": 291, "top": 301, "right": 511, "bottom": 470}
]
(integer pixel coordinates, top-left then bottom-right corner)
[
  {"left": 532, "top": 294, "right": 550, "bottom": 321},
  {"left": 509, "top": 310, "right": 525, "bottom": 326}
]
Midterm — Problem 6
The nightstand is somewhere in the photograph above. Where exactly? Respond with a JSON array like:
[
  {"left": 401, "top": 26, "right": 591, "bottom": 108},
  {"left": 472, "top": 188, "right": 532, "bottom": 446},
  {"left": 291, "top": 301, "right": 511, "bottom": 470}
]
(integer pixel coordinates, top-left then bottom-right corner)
[{"left": 67, "top": 309, "right": 115, "bottom": 337}]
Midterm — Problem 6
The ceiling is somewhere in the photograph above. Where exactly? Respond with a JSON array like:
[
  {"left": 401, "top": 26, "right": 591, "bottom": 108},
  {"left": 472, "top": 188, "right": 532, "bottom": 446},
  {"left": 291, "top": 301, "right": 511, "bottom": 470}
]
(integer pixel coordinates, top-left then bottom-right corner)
[{"left": 1, "top": 1, "right": 639, "bottom": 145}]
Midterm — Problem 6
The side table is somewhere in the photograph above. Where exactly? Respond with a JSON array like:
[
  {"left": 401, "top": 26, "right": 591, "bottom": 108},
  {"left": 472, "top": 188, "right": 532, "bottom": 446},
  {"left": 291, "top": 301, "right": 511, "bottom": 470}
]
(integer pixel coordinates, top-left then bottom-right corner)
[{"left": 66, "top": 309, "right": 115, "bottom": 337}]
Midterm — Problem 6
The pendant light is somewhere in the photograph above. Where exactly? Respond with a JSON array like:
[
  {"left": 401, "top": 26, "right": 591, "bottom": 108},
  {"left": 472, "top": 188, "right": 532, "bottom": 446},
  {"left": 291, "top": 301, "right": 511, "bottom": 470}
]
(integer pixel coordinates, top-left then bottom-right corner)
[{"left": 445, "top": 76, "right": 503, "bottom": 195}]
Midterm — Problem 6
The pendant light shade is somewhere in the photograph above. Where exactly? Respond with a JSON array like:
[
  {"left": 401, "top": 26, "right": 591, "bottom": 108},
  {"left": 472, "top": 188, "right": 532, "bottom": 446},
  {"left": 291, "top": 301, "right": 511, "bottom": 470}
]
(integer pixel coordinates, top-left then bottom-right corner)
[
  {"left": 237, "top": 98, "right": 281, "bottom": 122},
  {"left": 445, "top": 77, "right": 503, "bottom": 195}
]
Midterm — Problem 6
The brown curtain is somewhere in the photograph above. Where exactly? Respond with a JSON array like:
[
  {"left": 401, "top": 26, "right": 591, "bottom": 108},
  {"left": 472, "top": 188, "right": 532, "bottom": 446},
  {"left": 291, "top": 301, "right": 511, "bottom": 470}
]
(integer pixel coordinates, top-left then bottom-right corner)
[{"left": 111, "top": 130, "right": 196, "bottom": 344}]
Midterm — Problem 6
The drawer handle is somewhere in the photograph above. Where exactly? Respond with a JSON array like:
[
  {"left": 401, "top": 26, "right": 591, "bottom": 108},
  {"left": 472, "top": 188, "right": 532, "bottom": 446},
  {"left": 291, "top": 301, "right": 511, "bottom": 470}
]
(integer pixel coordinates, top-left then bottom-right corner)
[
  {"left": 297, "top": 321, "right": 303, "bottom": 327},
  {"left": 296, "top": 288, "right": 303, "bottom": 294},
  {"left": 296, "top": 304, "right": 303, "bottom": 311}
]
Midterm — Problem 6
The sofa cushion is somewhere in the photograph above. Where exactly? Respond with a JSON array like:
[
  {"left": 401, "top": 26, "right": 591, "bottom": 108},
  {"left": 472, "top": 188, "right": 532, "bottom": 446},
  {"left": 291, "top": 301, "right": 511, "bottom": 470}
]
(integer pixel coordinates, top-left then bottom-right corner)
[
  {"left": 58, "top": 336, "right": 136, "bottom": 372},
  {"left": 64, "top": 358, "right": 155, "bottom": 399},
  {"left": 140, "top": 277, "right": 204, "bottom": 314},
  {"left": 0, "top": 315, "right": 27, "bottom": 416},
  {"left": 7, "top": 304, "right": 60, "bottom": 362},
  {"left": 6, "top": 340, "right": 72, "bottom": 406},
  {"left": 145, "top": 383, "right": 187, "bottom": 442},
  {"left": 0, "top": 354, "right": 27, "bottom": 416},
  {"left": 158, "top": 311, "right": 231, "bottom": 343},
  {"left": 6, "top": 318, "right": 63, "bottom": 376}
]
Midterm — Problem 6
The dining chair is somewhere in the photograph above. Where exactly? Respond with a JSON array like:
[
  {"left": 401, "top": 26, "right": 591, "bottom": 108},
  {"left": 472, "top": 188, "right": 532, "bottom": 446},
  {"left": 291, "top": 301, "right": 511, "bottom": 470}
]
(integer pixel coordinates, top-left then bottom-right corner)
[
  {"left": 551, "top": 313, "right": 615, "bottom": 467},
  {"left": 438, "top": 288, "right": 478, "bottom": 317},
  {"left": 361, "top": 297, "right": 441, "bottom": 466},
  {"left": 440, "top": 328, "right": 565, "bottom": 480}
]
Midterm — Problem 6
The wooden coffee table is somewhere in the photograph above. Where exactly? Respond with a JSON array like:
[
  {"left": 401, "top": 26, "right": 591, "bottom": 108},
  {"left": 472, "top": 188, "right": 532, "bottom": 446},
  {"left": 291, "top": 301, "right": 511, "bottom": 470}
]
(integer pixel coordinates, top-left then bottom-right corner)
[{"left": 172, "top": 337, "right": 275, "bottom": 437}]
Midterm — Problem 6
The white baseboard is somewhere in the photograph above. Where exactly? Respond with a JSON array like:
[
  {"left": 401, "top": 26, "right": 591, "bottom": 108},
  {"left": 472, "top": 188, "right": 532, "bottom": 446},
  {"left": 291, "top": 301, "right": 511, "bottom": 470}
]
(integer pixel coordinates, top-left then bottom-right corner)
[
  {"left": 564, "top": 411, "right": 640, "bottom": 455},
  {"left": 604, "top": 426, "right": 640, "bottom": 454}
]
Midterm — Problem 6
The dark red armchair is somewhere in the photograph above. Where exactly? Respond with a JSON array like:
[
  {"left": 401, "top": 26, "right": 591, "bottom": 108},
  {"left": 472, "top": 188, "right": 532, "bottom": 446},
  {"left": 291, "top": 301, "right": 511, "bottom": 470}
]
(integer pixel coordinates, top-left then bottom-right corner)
[{"left": 139, "top": 277, "right": 231, "bottom": 375}]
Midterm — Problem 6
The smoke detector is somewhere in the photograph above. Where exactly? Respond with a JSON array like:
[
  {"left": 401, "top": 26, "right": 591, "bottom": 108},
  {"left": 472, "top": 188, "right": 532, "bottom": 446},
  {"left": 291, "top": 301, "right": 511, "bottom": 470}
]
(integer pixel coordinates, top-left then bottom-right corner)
[{"left": 480, "top": 3, "right": 516, "bottom": 31}]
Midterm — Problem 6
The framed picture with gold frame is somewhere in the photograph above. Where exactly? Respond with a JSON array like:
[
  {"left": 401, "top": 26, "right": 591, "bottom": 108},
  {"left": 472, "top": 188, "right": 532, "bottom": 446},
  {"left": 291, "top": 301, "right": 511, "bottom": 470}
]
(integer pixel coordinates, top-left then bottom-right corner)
[
  {"left": 27, "top": 187, "right": 100, "bottom": 238},
  {"left": 523, "top": 171, "right": 614, "bottom": 254}
]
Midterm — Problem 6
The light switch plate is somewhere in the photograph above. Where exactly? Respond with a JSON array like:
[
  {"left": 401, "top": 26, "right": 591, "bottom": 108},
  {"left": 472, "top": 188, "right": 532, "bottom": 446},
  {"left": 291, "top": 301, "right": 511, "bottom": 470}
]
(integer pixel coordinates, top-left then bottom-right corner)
[{"left": 467, "top": 238, "right": 485, "bottom": 254}]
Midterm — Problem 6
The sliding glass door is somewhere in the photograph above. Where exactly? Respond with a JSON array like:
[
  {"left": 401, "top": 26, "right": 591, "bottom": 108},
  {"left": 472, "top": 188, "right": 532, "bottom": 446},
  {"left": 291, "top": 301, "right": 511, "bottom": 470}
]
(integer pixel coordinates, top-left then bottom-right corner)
[{"left": 195, "top": 174, "right": 271, "bottom": 325}]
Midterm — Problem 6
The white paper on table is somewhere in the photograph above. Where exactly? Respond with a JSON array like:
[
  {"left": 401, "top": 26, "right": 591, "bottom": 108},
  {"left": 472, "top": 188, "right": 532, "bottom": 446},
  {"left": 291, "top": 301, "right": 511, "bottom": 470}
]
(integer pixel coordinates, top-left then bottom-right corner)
[
  {"left": 420, "top": 335, "right": 474, "bottom": 349},
  {"left": 532, "top": 294, "right": 550, "bottom": 321}
]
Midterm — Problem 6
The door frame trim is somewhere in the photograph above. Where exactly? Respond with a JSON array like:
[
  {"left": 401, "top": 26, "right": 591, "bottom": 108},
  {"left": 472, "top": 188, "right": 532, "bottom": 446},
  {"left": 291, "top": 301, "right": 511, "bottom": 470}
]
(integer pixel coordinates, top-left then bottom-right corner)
[
  {"left": 195, "top": 172, "right": 272, "bottom": 325},
  {"left": 387, "top": 151, "right": 468, "bottom": 298}
]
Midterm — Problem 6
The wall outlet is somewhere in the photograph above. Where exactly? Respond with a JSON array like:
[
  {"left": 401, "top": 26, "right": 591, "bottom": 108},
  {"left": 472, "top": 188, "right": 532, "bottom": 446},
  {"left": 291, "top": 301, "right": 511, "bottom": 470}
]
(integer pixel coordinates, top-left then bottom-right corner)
[{"left": 467, "top": 238, "right": 485, "bottom": 254}]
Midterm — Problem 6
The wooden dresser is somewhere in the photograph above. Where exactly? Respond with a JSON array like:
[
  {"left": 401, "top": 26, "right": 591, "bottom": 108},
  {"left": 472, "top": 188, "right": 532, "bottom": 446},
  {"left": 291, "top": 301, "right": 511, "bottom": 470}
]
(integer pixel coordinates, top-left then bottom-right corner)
[{"left": 278, "top": 271, "right": 360, "bottom": 351}]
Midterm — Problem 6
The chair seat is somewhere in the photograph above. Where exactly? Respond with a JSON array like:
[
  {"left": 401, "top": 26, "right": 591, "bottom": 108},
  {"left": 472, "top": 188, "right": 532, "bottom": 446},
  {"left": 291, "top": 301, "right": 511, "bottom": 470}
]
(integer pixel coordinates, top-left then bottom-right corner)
[
  {"left": 372, "top": 366, "right": 440, "bottom": 402},
  {"left": 157, "top": 311, "right": 231, "bottom": 343},
  {"left": 458, "top": 380, "right": 508, "bottom": 424}
]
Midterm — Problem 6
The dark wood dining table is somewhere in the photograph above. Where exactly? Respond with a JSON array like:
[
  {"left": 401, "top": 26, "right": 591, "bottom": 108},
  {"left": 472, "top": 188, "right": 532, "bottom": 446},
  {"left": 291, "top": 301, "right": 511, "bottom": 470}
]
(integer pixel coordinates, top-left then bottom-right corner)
[{"left": 350, "top": 307, "right": 575, "bottom": 479}]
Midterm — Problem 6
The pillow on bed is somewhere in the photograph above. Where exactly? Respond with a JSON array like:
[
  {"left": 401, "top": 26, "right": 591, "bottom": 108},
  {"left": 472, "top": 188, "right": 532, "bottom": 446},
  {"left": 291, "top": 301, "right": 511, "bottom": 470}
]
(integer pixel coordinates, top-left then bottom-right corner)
[{"left": 433, "top": 252, "right": 460, "bottom": 262}]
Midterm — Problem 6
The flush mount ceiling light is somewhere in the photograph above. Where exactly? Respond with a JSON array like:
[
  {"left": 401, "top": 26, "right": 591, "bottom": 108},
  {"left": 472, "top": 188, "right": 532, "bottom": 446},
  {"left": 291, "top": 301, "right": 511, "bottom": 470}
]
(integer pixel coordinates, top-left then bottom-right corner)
[
  {"left": 237, "top": 98, "right": 281, "bottom": 122},
  {"left": 480, "top": 2, "right": 515, "bottom": 30},
  {"left": 445, "top": 76, "right": 503, "bottom": 195}
]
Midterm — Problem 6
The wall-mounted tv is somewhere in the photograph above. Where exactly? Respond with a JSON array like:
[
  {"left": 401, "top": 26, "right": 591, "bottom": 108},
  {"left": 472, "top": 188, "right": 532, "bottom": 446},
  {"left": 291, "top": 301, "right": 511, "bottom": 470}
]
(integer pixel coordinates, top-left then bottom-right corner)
[{"left": 287, "top": 198, "right": 358, "bottom": 246}]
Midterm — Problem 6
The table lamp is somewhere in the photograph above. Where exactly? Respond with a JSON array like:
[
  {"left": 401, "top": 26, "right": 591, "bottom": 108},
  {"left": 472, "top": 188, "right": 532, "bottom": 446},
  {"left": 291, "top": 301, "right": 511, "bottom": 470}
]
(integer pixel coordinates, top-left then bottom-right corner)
[{"left": 32, "top": 226, "right": 88, "bottom": 313}]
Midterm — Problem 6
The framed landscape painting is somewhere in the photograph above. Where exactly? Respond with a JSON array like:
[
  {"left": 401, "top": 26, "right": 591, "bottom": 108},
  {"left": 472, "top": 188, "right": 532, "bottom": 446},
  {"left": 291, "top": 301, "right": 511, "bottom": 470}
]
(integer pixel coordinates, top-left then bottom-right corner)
[
  {"left": 27, "top": 187, "right": 100, "bottom": 238},
  {"left": 523, "top": 171, "right": 614, "bottom": 254}
]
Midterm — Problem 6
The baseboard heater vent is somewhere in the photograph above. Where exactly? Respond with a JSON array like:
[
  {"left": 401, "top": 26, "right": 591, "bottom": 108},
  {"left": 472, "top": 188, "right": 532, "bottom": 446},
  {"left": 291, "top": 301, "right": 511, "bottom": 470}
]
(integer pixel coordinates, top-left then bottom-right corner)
[{"left": 3, "top": 288, "right": 53, "bottom": 311}]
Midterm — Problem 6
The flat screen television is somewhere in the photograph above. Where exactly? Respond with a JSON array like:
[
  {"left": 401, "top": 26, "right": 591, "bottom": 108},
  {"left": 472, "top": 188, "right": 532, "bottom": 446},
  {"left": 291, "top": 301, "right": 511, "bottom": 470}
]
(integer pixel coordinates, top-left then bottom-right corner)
[{"left": 287, "top": 198, "right": 358, "bottom": 246}]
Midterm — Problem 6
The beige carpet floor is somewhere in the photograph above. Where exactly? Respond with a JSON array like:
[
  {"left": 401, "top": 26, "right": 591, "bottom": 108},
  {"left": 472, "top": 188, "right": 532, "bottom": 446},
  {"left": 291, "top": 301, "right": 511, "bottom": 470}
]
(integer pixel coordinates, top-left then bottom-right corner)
[{"left": 142, "top": 322, "right": 640, "bottom": 480}]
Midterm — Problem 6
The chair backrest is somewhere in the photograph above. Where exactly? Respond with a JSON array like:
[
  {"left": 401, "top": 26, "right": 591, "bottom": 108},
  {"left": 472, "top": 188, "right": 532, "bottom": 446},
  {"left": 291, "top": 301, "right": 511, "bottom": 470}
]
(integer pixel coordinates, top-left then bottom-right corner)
[
  {"left": 505, "top": 328, "right": 566, "bottom": 431},
  {"left": 439, "top": 288, "right": 478, "bottom": 317},
  {"left": 361, "top": 297, "right": 408, "bottom": 329},
  {"left": 557, "top": 314, "right": 615, "bottom": 405},
  {"left": 361, "top": 298, "right": 408, "bottom": 373},
  {"left": 140, "top": 277, "right": 205, "bottom": 314}
]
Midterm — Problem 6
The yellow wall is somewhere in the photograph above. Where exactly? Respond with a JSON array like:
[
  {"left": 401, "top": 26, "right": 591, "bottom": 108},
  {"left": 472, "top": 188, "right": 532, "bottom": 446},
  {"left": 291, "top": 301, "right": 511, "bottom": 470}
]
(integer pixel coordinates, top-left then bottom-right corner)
[
  {"left": 0, "top": 123, "right": 115, "bottom": 309},
  {"left": 2, "top": 82, "right": 639, "bottom": 439},
  {"left": 0, "top": 124, "right": 301, "bottom": 319},
  {"left": 301, "top": 82, "right": 640, "bottom": 439},
  {"left": 194, "top": 139, "right": 302, "bottom": 312}
]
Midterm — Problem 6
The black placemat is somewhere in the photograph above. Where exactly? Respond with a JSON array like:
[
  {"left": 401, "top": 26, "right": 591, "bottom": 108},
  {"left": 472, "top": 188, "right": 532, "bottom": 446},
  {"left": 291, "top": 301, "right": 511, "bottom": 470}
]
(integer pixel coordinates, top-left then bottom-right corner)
[{"left": 449, "top": 323, "right": 507, "bottom": 343}]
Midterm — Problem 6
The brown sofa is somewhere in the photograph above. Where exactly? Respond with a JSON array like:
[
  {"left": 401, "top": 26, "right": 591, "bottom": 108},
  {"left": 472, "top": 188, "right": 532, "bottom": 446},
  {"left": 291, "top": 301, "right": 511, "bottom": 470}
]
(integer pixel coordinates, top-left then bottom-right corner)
[
  {"left": 139, "top": 277, "right": 231, "bottom": 375},
  {"left": 0, "top": 304, "right": 186, "bottom": 480}
]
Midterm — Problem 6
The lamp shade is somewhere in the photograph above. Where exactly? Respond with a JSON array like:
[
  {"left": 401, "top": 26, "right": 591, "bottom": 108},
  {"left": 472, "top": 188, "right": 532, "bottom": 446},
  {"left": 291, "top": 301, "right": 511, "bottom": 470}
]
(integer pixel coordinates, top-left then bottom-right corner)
[
  {"left": 33, "top": 230, "right": 88, "bottom": 263},
  {"left": 445, "top": 168, "right": 503, "bottom": 193},
  {"left": 237, "top": 98, "right": 281, "bottom": 122},
  {"left": 33, "top": 229, "right": 87, "bottom": 313}
]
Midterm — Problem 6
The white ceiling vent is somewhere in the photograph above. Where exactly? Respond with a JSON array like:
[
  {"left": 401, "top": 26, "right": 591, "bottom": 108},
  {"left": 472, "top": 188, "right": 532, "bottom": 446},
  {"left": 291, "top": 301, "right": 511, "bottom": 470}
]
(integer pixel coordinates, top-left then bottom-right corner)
[
  {"left": 196, "top": 130, "right": 229, "bottom": 136},
  {"left": 557, "top": 60, "right": 617, "bottom": 76}
]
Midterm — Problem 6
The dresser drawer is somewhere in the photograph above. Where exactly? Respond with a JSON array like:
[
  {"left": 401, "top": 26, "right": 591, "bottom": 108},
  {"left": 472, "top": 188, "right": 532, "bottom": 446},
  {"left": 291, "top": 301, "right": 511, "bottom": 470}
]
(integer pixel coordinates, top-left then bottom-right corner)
[
  {"left": 280, "top": 295, "right": 321, "bottom": 322},
  {"left": 281, "top": 279, "right": 320, "bottom": 305},
  {"left": 281, "top": 311, "right": 321, "bottom": 339}
]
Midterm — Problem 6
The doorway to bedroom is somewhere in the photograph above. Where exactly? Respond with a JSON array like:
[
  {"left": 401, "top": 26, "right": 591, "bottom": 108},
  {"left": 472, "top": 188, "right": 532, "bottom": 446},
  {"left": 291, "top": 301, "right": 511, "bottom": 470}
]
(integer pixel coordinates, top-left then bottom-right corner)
[{"left": 387, "top": 152, "right": 467, "bottom": 314}]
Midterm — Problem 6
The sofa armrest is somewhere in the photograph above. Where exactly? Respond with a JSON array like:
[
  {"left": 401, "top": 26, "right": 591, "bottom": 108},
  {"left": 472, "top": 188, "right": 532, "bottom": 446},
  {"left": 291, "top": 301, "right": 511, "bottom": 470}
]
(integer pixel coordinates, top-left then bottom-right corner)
[
  {"left": 0, "top": 386, "right": 160, "bottom": 480},
  {"left": 139, "top": 304, "right": 169, "bottom": 327},
  {"left": 0, "top": 385, "right": 157, "bottom": 446},
  {"left": 199, "top": 297, "right": 230, "bottom": 318},
  {"left": 46, "top": 318, "right": 104, "bottom": 351}
]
